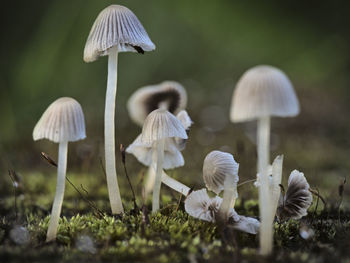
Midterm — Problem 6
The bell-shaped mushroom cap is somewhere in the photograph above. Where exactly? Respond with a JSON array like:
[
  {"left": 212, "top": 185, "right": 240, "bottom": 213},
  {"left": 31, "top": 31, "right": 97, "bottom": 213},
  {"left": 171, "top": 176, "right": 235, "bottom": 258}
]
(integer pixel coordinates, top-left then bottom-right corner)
[
  {"left": 33, "top": 97, "right": 86, "bottom": 143},
  {"left": 203, "top": 151, "right": 239, "bottom": 195},
  {"left": 127, "top": 81, "right": 187, "bottom": 126},
  {"left": 185, "top": 189, "right": 239, "bottom": 222},
  {"left": 84, "top": 5, "right": 155, "bottom": 62},
  {"left": 126, "top": 135, "right": 184, "bottom": 169},
  {"left": 230, "top": 65, "right": 300, "bottom": 122},
  {"left": 141, "top": 109, "right": 187, "bottom": 144}
]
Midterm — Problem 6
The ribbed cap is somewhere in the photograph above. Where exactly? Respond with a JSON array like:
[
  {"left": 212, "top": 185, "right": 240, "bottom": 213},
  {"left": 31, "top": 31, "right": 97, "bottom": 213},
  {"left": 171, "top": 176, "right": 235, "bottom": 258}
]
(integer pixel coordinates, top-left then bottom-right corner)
[
  {"left": 203, "top": 151, "right": 239, "bottom": 195},
  {"left": 126, "top": 135, "right": 184, "bottom": 169},
  {"left": 230, "top": 65, "right": 300, "bottom": 122},
  {"left": 141, "top": 109, "right": 187, "bottom": 144},
  {"left": 184, "top": 189, "right": 239, "bottom": 222},
  {"left": 33, "top": 97, "right": 86, "bottom": 143},
  {"left": 127, "top": 81, "right": 187, "bottom": 126},
  {"left": 277, "top": 170, "right": 313, "bottom": 220},
  {"left": 84, "top": 5, "right": 155, "bottom": 62}
]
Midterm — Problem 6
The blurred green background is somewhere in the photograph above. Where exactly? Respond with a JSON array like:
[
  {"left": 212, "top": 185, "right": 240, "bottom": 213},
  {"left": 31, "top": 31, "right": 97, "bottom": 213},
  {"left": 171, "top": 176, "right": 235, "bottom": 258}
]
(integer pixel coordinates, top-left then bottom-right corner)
[{"left": 1, "top": 0, "right": 349, "bottom": 207}]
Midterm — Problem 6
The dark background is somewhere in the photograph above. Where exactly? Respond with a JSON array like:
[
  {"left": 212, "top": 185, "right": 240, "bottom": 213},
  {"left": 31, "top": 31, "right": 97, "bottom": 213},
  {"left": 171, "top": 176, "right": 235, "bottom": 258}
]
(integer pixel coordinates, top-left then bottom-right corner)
[{"left": 0, "top": 0, "right": 349, "bottom": 206}]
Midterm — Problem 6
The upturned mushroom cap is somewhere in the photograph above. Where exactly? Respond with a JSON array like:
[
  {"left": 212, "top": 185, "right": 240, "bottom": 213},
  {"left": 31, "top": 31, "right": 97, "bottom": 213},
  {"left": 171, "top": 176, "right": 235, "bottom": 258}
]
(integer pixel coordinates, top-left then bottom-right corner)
[
  {"left": 230, "top": 65, "right": 300, "bottom": 122},
  {"left": 127, "top": 81, "right": 187, "bottom": 126},
  {"left": 203, "top": 151, "right": 239, "bottom": 195},
  {"left": 126, "top": 135, "right": 184, "bottom": 169},
  {"left": 84, "top": 5, "right": 155, "bottom": 62},
  {"left": 33, "top": 97, "right": 86, "bottom": 143},
  {"left": 141, "top": 109, "right": 187, "bottom": 144},
  {"left": 185, "top": 189, "right": 240, "bottom": 222},
  {"left": 174, "top": 110, "right": 193, "bottom": 151},
  {"left": 185, "top": 189, "right": 260, "bottom": 234},
  {"left": 176, "top": 110, "right": 193, "bottom": 130},
  {"left": 277, "top": 170, "right": 313, "bottom": 220}
]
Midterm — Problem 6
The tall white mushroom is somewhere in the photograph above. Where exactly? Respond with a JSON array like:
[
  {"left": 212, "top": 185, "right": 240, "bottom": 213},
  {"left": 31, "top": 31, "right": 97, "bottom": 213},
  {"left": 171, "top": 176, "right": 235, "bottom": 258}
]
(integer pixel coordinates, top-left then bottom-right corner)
[
  {"left": 230, "top": 65, "right": 300, "bottom": 255},
  {"left": 203, "top": 151, "right": 239, "bottom": 222},
  {"left": 33, "top": 97, "right": 86, "bottom": 242},
  {"left": 140, "top": 109, "right": 187, "bottom": 212},
  {"left": 84, "top": 5, "right": 155, "bottom": 214}
]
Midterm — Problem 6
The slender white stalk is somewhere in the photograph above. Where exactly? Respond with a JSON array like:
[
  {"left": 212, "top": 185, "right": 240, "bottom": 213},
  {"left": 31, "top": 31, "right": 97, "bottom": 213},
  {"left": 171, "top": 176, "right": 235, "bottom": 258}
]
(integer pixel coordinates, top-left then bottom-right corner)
[
  {"left": 161, "top": 170, "right": 190, "bottom": 196},
  {"left": 257, "top": 116, "right": 272, "bottom": 255},
  {"left": 105, "top": 46, "right": 124, "bottom": 214},
  {"left": 46, "top": 142, "right": 68, "bottom": 242},
  {"left": 144, "top": 167, "right": 190, "bottom": 199},
  {"left": 143, "top": 166, "right": 156, "bottom": 200},
  {"left": 152, "top": 138, "right": 165, "bottom": 212},
  {"left": 218, "top": 175, "right": 237, "bottom": 222}
]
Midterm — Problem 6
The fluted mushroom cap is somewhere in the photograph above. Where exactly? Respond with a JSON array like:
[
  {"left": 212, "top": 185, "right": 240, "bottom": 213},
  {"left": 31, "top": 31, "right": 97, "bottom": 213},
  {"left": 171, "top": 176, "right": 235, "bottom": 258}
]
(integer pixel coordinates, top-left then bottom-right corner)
[
  {"left": 277, "top": 170, "right": 313, "bottom": 221},
  {"left": 126, "top": 135, "right": 184, "bottom": 169},
  {"left": 185, "top": 189, "right": 240, "bottom": 222},
  {"left": 33, "top": 97, "right": 86, "bottom": 143},
  {"left": 185, "top": 189, "right": 260, "bottom": 234},
  {"left": 84, "top": 5, "right": 155, "bottom": 62},
  {"left": 127, "top": 81, "right": 187, "bottom": 126},
  {"left": 230, "top": 65, "right": 300, "bottom": 122},
  {"left": 141, "top": 109, "right": 187, "bottom": 144},
  {"left": 203, "top": 151, "right": 239, "bottom": 195}
]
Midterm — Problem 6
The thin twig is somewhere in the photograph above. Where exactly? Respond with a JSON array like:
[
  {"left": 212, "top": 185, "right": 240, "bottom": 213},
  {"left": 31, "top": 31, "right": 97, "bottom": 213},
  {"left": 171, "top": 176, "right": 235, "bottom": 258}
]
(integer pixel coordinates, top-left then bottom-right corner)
[
  {"left": 8, "top": 170, "right": 18, "bottom": 221},
  {"left": 174, "top": 192, "right": 183, "bottom": 213},
  {"left": 40, "top": 152, "right": 106, "bottom": 220},
  {"left": 120, "top": 144, "right": 138, "bottom": 211},
  {"left": 65, "top": 176, "right": 105, "bottom": 219}
]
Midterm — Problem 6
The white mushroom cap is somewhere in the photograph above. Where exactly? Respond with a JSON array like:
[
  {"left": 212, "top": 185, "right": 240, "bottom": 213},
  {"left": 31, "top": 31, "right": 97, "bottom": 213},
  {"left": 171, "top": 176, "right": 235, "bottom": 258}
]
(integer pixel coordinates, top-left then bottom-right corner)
[
  {"left": 174, "top": 110, "right": 193, "bottom": 151},
  {"left": 126, "top": 135, "right": 184, "bottom": 169},
  {"left": 230, "top": 65, "right": 300, "bottom": 122},
  {"left": 141, "top": 109, "right": 187, "bottom": 144},
  {"left": 84, "top": 5, "right": 155, "bottom": 62},
  {"left": 127, "top": 81, "right": 187, "bottom": 126},
  {"left": 184, "top": 189, "right": 239, "bottom": 222},
  {"left": 203, "top": 151, "right": 239, "bottom": 195},
  {"left": 185, "top": 189, "right": 260, "bottom": 234},
  {"left": 176, "top": 110, "right": 193, "bottom": 130},
  {"left": 277, "top": 170, "right": 313, "bottom": 220},
  {"left": 33, "top": 97, "right": 86, "bottom": 143}
]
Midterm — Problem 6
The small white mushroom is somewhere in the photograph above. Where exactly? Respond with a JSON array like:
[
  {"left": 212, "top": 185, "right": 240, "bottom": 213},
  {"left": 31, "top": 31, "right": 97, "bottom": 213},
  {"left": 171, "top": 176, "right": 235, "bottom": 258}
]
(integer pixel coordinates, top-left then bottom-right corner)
[
  {"left": 84, "top": 5, "right": 155, "bottom": 214},
  {"left": 127, "top": 111, "right": 192, "bottom": 198},
  {"left": 33, "top": 97, "right": 86, "bottom": 242},
  {"left": 230, "top": 65, "right": 299, "bottom": 255},
  {"left": 127, "top": 81, "right": 187, "bottom": 126},
  {"left": 202, "top": 151, "right": 239, "bottom": 222},
  {"left": 141, "top": 109, "right": 187, "bottom": 212},
  {"left": 185, "top": 189, "right": 260, "bottom": 234}
]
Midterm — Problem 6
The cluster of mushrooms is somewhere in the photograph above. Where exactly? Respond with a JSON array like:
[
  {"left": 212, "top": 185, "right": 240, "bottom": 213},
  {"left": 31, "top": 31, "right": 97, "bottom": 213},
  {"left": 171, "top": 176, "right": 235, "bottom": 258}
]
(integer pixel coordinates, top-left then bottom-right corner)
[{"left": 32, "top": 4, "right": 313, "bottom": 255}]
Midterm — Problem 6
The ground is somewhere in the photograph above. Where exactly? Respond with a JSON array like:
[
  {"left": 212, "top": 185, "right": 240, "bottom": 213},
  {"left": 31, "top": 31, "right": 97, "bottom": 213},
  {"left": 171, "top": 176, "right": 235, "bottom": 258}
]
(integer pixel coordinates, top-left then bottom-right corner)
[{"left": 0, "top": 170, "right": 349, "bottom": 263}]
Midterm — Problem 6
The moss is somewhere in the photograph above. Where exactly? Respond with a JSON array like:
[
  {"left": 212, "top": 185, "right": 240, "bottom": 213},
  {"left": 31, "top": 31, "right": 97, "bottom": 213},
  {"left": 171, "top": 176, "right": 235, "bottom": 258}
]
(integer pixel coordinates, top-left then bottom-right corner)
[{"left": 0, "top": 172, "right": 350, "bottom": 262}]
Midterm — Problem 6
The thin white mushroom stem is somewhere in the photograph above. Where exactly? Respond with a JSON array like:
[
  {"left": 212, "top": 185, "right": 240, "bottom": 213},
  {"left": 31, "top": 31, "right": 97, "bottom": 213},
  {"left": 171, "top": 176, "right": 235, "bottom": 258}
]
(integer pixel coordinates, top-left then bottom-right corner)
[
  {"left": 257, "top": 116, "right": 272, "bottom": 255},
  {"left": 105, "top": 46, "right": 124, "bottom": 214},
  {"left": 143, "top": 167, "right": 156, "bottom": 199},
  {"left": 46, "top": 141, "right": 68, "bottom": 242},
  {"left": 161, "top": 170, "right": 190, "bottom": 196},
  {"left": 218, "top": 175, "right": 237, "bottom": 222},
  {"left": 152, "top": 138, "right": 165, "bottom": 212},
  {"left": 144, "top": 167, "right": 190, "bottom": 199}
]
